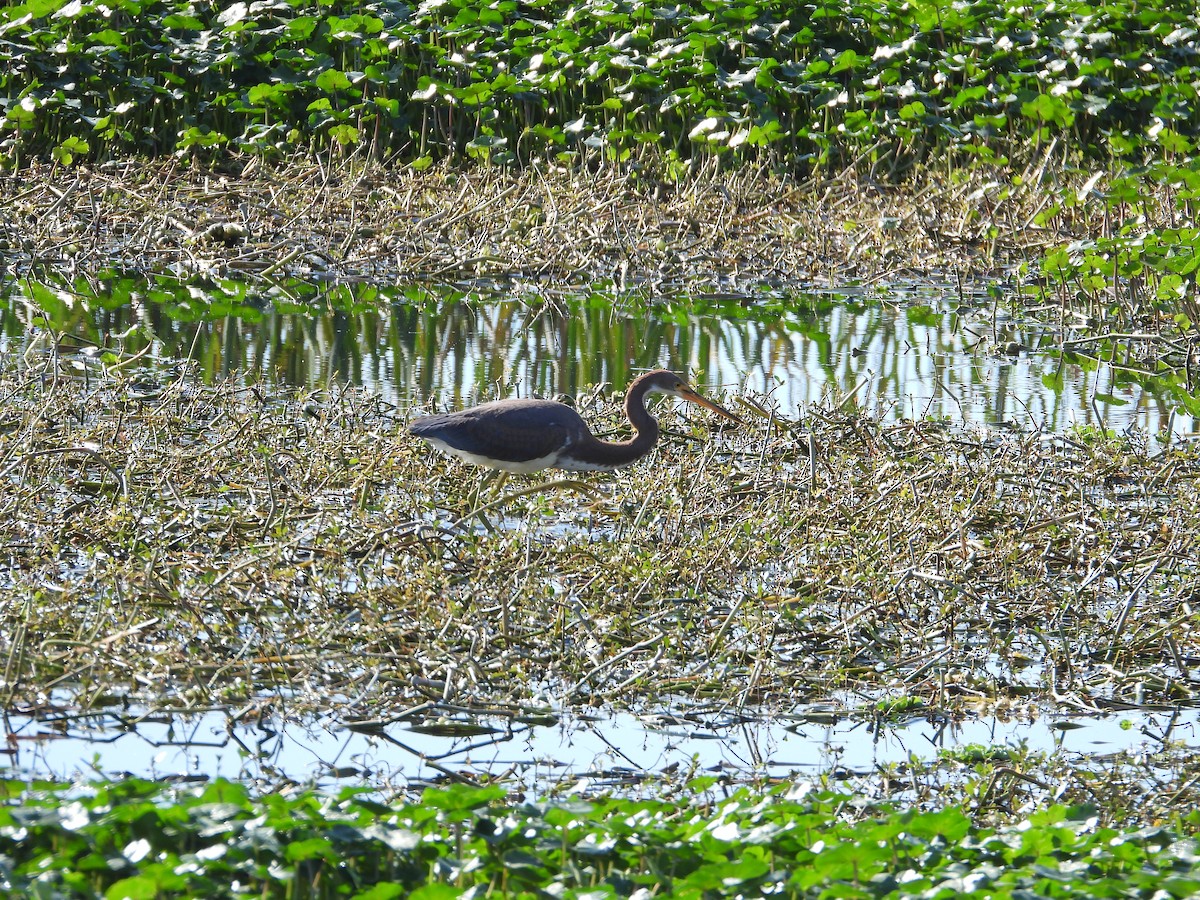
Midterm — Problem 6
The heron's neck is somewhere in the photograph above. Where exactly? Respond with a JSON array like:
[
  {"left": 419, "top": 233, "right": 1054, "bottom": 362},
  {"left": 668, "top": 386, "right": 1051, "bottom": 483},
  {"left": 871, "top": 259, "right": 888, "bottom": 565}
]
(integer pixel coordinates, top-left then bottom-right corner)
[{"left": 565, "top": 385, "right": 660, "bottom": 470}]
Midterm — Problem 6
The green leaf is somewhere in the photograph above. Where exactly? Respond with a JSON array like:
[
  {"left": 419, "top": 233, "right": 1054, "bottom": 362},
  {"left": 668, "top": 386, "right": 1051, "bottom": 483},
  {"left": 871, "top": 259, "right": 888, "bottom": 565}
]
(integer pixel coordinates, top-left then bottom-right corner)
[
  {"left": 407, "top": 885, "right": 462, "bottom": 900},
  {"left": 285, "top": 837, "right": 335, "bottom": 862},
  {"left": 285, "top": 15, "right": 318, "bottom": 40},
  {"left": 831, "top": 49, "right": 863, "bottom": 73},
  {"left": 420, "top": 784, "right": 505, "bottom": 812},
  {"left": 1157, "top": 273, "right": 1185, "bottom": 300},
  {"left": 105, "top": 877, "right": 159, "bottom": 900},
  {"left": 354, "top": 885, "right": 409, "bottom": 900},
  {"left": 51, "top": 136, "right": 89, "bottom": 165},
  {"left": 315, "top": 69, "right": 352, "bottom": 92},
  {"left": 1042, "top": 369, "right": 1066, "bottom": 392},
  {"left": 951, "top": 85, "right": 988, "bottom": 109},
  {"left": 329, "top": 124, "right": 359, "bottom": 145}
]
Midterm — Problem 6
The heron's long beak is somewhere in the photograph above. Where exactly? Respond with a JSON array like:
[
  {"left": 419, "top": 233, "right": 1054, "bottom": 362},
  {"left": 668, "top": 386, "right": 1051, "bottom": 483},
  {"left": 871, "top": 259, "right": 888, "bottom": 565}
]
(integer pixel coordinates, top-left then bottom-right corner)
[{"left": 678, "top": 385, "right": 745, "bottom": 426}]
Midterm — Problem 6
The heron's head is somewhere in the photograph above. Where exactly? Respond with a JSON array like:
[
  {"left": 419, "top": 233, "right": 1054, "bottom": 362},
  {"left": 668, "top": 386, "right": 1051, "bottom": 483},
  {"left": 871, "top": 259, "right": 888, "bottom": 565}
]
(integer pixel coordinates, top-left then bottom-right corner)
[{"left": 641, "top": 370, "right": 744, "bottom": 425}]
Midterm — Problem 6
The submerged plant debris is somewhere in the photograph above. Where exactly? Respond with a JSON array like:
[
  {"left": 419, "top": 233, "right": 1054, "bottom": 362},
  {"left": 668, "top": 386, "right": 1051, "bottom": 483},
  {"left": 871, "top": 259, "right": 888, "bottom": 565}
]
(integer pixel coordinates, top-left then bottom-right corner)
[{"left": 2, "top": 342, "right": 1198, "bottom": 727}]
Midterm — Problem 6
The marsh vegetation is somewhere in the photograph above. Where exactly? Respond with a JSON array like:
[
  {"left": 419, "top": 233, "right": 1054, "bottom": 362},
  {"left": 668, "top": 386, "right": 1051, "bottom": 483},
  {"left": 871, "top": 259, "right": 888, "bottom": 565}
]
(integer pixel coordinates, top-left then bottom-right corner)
[
  {"left": 4, "top": 0, "right": 1200, "bottom": 894},
  {"left": 3, "top": 336, "right": 1200, "bottom": 893}
]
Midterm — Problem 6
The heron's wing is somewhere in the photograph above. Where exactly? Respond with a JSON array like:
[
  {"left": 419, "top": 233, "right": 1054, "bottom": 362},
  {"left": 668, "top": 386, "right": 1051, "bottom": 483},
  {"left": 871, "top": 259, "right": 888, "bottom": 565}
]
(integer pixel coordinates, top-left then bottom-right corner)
[{"left": 409, "top": 399, "right": 583, "bottom": 464}]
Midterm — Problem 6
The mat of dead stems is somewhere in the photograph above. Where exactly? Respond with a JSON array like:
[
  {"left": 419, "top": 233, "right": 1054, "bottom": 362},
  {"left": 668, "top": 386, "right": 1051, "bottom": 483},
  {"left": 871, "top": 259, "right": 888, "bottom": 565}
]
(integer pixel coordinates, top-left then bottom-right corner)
[{"left": 2, "top": 346, "right": 1198, "bottom": 736}]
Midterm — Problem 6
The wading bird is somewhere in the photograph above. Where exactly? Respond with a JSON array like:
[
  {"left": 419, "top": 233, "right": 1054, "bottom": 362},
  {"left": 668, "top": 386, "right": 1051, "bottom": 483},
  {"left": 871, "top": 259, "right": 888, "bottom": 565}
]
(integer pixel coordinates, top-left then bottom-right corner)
[{"left": 409, "top": 369, "right": 743, "bottom": 473}]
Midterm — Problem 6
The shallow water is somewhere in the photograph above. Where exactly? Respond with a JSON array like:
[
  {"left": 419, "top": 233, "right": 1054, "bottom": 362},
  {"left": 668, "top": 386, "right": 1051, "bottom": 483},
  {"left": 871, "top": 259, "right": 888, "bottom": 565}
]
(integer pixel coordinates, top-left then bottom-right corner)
[
  {"left": 2, "top": 274, "right": 1195, "bottom": 437},
  {"left": 6, "top": 704, "right": 1192, "bottom": 793}
]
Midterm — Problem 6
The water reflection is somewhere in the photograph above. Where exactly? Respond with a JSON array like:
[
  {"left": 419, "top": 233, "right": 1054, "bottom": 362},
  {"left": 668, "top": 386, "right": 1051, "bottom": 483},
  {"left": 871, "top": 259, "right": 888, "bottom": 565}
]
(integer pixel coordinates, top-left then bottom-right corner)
[
  {"left": 6, "top": 705, "right": 1193, "bottom": 795},
  {"left": 1, "top": 273, "right": 1194, "bottom": 436}
]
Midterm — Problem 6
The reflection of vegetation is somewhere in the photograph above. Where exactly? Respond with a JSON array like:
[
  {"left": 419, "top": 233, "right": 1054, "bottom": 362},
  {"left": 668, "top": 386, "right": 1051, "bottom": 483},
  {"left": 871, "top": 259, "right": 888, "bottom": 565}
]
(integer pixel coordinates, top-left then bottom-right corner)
[
  {"left": 3, "top": 272, "right": 832, "bottom": 400},
  {"left": 2, "top": 273, "right": 1192, "bottom": 430},
  {"left": 1054, "top": 346, "right": 1200, "bottom": 420}
]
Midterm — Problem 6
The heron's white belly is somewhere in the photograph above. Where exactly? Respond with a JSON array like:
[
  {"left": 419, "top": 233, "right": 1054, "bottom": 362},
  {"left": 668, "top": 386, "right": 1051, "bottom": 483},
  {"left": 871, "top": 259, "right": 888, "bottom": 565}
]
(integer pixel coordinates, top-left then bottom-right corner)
[
  {"left": 556, "top": 457, "right": 624, "bottom": 472},
  {"left": 421, "top": 438, "right": 561, "bottom": 474}
]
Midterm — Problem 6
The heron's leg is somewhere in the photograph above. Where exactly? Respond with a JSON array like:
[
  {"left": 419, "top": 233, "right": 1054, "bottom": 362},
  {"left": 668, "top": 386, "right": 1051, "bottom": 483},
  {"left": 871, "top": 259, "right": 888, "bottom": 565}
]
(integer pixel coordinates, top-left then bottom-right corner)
[
  {"left": 509, "top": 478, "right": 599, "bottom": 502},
  {"left": 461, "top": 470, "right": 510, "bottom": 532},
  {"left": 466, "top": 469, "right": 507, "bottom": 508},
  {"left": 452, "top": 477, "right": 601, "bottom": 530}
]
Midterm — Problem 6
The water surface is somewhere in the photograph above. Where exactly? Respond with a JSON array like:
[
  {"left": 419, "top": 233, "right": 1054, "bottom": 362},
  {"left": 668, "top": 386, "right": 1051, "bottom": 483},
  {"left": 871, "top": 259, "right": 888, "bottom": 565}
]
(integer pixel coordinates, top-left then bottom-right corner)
[
  {"left": 2, "top": 273, "right": 1195, "bottom": 437},
  {"left": 6, "top": 705, "right": 1190, "bottom": 796}
]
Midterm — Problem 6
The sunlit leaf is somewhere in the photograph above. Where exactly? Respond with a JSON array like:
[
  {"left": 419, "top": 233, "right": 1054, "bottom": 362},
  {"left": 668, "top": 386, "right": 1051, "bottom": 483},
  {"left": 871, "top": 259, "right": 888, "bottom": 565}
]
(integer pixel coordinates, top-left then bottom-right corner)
[
  {"left": 105, "top": 877, "right": 159, "bottom": 900},
  {"left": 315, "top": 69, "right": 352, "bottom": 92}
]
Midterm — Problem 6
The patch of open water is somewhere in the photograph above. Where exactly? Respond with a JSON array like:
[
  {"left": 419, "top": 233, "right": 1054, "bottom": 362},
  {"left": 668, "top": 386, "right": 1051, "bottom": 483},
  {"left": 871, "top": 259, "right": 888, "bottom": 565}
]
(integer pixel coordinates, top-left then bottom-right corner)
[
  {"left": 2, "top": 275, "right": 1195, "bottom": 438},
  {"left": 5, "top": 706, "right": 1194, "bottom": 793}
]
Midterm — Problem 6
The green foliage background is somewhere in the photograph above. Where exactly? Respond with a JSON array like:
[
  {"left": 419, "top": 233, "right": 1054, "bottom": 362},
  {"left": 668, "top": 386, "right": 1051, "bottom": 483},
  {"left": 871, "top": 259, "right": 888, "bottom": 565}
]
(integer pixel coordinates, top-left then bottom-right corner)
[
  {"left": 5, "top": 778, "right": 1200, "bottom": 898},
  {"left": 2, "top": 0, "right": 1198, "bottom": 169}
]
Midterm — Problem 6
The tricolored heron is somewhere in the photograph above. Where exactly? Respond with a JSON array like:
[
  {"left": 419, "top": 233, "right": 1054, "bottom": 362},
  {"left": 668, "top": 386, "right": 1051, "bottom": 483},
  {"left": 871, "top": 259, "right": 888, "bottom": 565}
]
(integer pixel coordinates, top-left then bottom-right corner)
[{"left": 409, "top": 369, "right": 743, "bottom": 474}]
